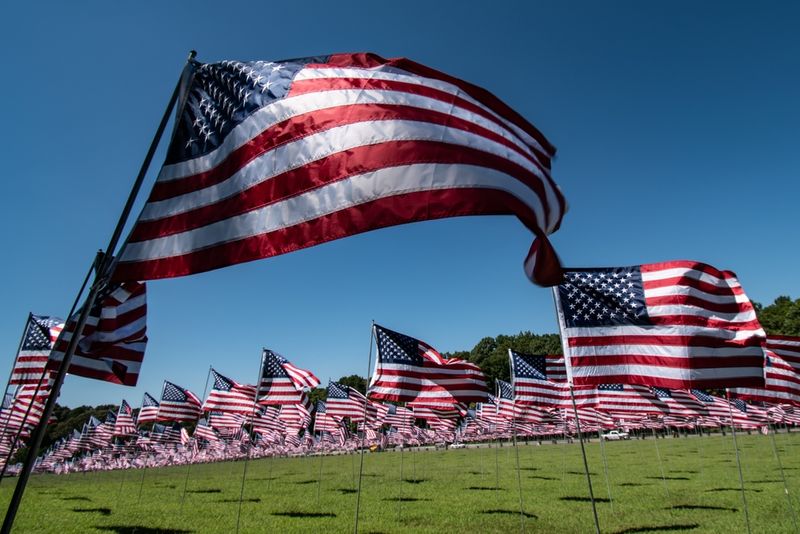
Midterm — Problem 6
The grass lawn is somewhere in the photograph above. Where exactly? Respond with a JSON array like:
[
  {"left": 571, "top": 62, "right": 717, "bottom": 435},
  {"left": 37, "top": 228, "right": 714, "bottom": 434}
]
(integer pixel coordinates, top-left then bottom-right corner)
[{"left": 1, "top": 431, "right": 798, "bottom": 533}]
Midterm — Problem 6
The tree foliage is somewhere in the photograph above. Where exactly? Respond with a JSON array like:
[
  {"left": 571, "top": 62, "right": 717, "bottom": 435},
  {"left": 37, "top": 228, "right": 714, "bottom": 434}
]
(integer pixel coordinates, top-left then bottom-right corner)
[{"left": 755, "top": 296, "right": 800, "bottom": 336}]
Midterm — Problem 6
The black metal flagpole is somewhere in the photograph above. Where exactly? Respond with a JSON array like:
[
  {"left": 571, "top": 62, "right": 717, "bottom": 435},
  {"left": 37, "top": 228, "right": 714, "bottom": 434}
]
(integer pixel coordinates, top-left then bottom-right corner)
[
  {"left": 235, "top": 351, "right": 265, "bottom": 534},
  {"left": 1, "top": 50, "right": 198, "bottom": 534},
  {"left": 180, "top": 365, "right": 212, "bottom": 508},
  {"left": 353, "top": 321, "right": 376, "bottom": 534}
]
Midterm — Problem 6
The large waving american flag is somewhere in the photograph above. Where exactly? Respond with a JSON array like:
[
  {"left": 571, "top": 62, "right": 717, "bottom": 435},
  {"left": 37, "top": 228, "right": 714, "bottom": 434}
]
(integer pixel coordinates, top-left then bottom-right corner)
[
  {"left": 136, "top": 392, "right": 160, "bottom": 425},
  {"left": 10, "top": 315, "right": 63, "bottom": 385},
  {"left": 554, "top": 261, "right": 766, "bottom": 389},
  {"left": 48, "top": 282, "right": 148, "bottom": 386},
  {"left": 732, "top": 350, "right": 800, "bottom": 405},
  {"left": 113, "top": 52, "right": 566, "bottom": 286},
  {"left": 202, "top": 369, "right": 257, "bottom": 414},
  {"left": 369, "top": 324, "right": 488, "bottom": 404},
  {"left": 766, "top": 335, "right": 800, "bottom": 372}
]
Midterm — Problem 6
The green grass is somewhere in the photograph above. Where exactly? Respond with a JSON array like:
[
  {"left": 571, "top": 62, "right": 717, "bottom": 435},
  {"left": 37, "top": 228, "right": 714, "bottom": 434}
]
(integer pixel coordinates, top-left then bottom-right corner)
[{"left": 2, "top": 432, "right": 799, "bottom": 533}]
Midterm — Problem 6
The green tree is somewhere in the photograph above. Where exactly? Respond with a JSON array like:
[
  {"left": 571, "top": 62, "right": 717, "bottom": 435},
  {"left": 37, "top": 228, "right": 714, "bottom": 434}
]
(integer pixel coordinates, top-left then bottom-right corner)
[
  {"left": 755, "top": 296, "right": 800, "bottom": 336},
  {"left": 337, "top": 374, "right": 367, "bottom": 394}
]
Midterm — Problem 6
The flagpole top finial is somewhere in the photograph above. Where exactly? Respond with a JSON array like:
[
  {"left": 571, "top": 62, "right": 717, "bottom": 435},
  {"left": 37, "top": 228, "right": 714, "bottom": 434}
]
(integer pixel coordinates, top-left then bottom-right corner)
[{"left": 188, "top": 50, "right": 197, "bottom": 60}]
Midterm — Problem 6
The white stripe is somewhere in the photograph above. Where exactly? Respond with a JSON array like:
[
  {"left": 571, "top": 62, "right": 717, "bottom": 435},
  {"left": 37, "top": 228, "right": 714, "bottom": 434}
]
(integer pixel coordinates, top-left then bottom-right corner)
[
  {"left": 564, "top": 324, "right": 764, "bottom": 341},
  {"left": 646, "top": 305, "right": 757, "bottom": 323},
  {"left": 644, "top": 285, "right": 751, "bottom": 305},
  {"left": 123, "top": 163, "right": 548, "bottom": 262},
  {"left": 142, "top": 118, "right": 548, "bottom": 223},
  {"left": 642, "top": 266, "right": 740, "bottom": 288}
]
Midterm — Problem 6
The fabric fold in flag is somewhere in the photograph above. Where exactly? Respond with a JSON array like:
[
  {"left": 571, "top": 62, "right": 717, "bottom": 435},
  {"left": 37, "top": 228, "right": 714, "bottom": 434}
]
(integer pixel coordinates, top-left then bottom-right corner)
[
  {"left": 157, "top": 381, "right": 202, "bottom": 422},
  {"left": 113, "top": 52, "right": 567, "bottom": 286},
  {"left": 369, "top": 324, "right": 488, "bottom": 404},
  {"left": 258, "top": 349, "right": 320, "bottom": 405},
  {"left": 202, "top": 369, "right": 258, "bottom": 414},
  {"left": 554, "top": 260, "right": 766, "bottom": 389},
  {"left": 48, "top": 282, "right": 148, "bottom": 386}
]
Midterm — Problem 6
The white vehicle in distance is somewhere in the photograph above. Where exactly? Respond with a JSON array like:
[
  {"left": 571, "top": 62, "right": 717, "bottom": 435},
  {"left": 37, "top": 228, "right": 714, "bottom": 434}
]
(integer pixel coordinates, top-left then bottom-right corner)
[{"left": 602, "top": 430, "right": 630, "bottom": 441}]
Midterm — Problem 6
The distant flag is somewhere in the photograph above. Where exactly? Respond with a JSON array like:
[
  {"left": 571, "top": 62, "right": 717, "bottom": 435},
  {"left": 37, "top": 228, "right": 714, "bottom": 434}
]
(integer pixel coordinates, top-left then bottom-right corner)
[
  {"left": 258, "top": 350, "right": 319, "bottom": 405},
  {"left": 136, "top": 393, "right": 160, "bottom": 425},
  {"left": 113, "top": 400, "right": 137, "bottom": 436},
  {"left": 157, "top": 381, "right": 202, "bottom": 422},
  {"left": 48, "top": 282, "right": 148, "bottom": 386},
  {"left": 554, "top": 261, "right": 766, "bottom": 389},
  {"left": 194, "top": 418, "right": 220, "bottom": 442},
  {"left": 9, "top": 315, "right": 63, "bottom": 385},
  {"left": 495, "top": 379, "right": 517, "bottom": 419},
  {"left": 202, "top": 369, "right": 257, "bottom": 414},
  {"left": 313, "top": 401, "right": 341, "bottom": 433},
  {"left": 326, "top": 381, "right": 371, "bottom": 422},
  {"left": 509, "top": 349, "right": 596, "bottom": 408},
  {"left": 765, "top": 335, "right": 800, "bottom": 372},
  {"left": 690, "top": 389, "right": 732, "bottom": 420},
  {"left": 732, "top": 350, "right": 800, "bottom": 405},
  {"left": 369, "top": 324, "right": 488, "bottom": 404},
  {"left": 113, "top": 53, "right": 567, "bottom": 287},
  {"left": 385, "top": 404, "right": 414, "bottom": 433},
  {"left": 650, "top": 387, "right": 706, "bottom": 417},
  {"left": 595, "top": 384, "right": 668, "bottom": 415}
]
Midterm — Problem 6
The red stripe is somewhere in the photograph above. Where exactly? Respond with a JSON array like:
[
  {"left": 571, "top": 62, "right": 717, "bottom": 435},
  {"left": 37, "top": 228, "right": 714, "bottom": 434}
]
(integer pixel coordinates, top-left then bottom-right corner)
[
  {"left": 320, "top": 53, "right": 557, "bottom": 161},
  {"left": 114, "top": 188, "right": 542, "bottom": 282},
  {"left": 645, "top": 294, "right": 753, "bottom": 314},
  {"left": 644, "top": 275, "right": 744, "bottom": 297},
  {"left": 570, "top": 354, "right": 763, "bottom": 369},
  {"left": 648, "top": 315, "right": 762, "bottom": 330},
  {"left": 288, "top": 77, "right": 552, "bottom": 175},
  {"left": 568, "top": 334, "right": 764, "bottom": 348}
]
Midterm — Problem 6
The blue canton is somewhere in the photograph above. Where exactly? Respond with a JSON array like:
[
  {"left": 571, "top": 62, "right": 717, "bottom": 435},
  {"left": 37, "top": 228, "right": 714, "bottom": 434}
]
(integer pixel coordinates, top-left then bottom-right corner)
[
  {"left": 691, "top": 389, "right": 714, "bottom": 403},
  {"left": 598, "top": 384, "right": 624, "bottom": 391},
  {"left": 23, "top": 315, "right": 61, "bottom": 351},
  {"left": 558, "top": 267, "right": 649, "bottom": 328},
  {"left": 168, "top": 55, "right": 330, "bottom": 164},
  {"left": 651, "top": 387, "right": 672, "bottom": 399},
  {"left": 511, "top": 351, "right": 547, "bottom": 380},
  {"left": 162, "top": 381, "right": 188, "bottom": 402},
  {"left": 261, "top": 350, "right": 290, "bottom": 378},
  {"left": 142, "top": 393, "right": 159, "bottom": 407},
  {"left": 316, "top": 401, "right": 327, "bottom": 413},
  {"left": 327, "top": 382, "right": 349, "bottom": 399},
  {"left": 375, "top": 326, "right": 422, "bottom": 365},
  {"left": 496, "top": 379, "right": 514, "bottom": 400},
  {"left": 212, "top": 369, "right": 233, "bottom": 391}
]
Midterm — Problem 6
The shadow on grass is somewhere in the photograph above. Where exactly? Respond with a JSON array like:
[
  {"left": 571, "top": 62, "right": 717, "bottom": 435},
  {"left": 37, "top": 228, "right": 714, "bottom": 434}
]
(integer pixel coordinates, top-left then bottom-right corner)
[
  {"left": 560, "top": 496, "right": 611, "bottom": 503},
  {"left": 271, "top": 512, "right": 337, "bottom": 518},
  {"left": 154, "top": 484, "right": 177, "bottom": 489},
  {"left": 706, "top": 488, "right": 762, "bottom": 493},
  {"left": 186, "top": 488, "right": 222, "bottom": 493},
  {"left": 518, "top": 467, "right": 539, "bottom": 471},
  {"left": 480, "top": 509, "right": 537, "bottom": 519},
  {"left": 72, "top": 508, "right": 112, "bottom": 516},
  {"left": 294, "top": 480, "right": 317, "bottom": 485},
  {"left": 96, "top": 527, "right": 193, "bottom": 534},
  {"left": 335, "top": 488, "right": 357, "bottom": 494},
  {"left": 467, "top": 486, "right": 504, "bottom": 491},
  {"left": 383, "top": 497, "right": 431, "bottom": 502},
  {"left": 529, "top": 476, "right": 557, "bottom": 480},
  {"left": 645, "top": 476, "right": 691, "bottom": 481},
  {"left": 750, "top": 479, "right": 782, "bottom": 484},
  {"left": 669, "top": 505, "right": 737, "bottom": 512},
  {"left": 618, "top": 483, "right": 653, "bottom": 487},
  {"left": 61, "top": 496, "right": 92, "bottom": 501},
  {"left": 566, "top": 471, "right": 598, "bottom": 476},
  {"left": 614, "top": 525, "right": 699, "bottom": 533},
  {"left": 403, "top": 479, "right": 427, "bottom": 484},
  {"left": 669, "top": 470, "right": 699, "bottom": 474},
  {"left": 218, "top": 498, "right": 261, "bottom": 503}
]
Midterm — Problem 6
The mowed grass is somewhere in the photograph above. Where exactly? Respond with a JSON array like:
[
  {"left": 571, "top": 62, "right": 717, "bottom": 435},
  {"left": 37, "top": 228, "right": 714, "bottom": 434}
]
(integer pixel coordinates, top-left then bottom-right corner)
[{"left": 2, "top": 432, "right": 799, "bottom": 533}]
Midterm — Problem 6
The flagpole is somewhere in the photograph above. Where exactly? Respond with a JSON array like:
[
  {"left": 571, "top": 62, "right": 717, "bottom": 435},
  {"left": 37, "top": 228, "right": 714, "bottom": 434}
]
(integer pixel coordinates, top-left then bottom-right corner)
[
  {"left": 139, "top": 380, "right": 167, "bottom": 504},
  {"left": 353, "top": 321, "right": 376, "bottom": 534},
  {"left": 769, "top": 423, "right": 798, "bottom": 530},
  {"left": 235, "top": 351, "right": 265, "bottom": 534},
  {"left": 551, "top": 287, "right": 601, "bottom": 534},
  {"left": 1, "top": 51, "right": 198, "bottom": 534},
  {"left": 725, "top": 390, "right": 752, "bottom": 534},
  {"left": 181, "top": 365, "right": 212, "bottom": 507}
]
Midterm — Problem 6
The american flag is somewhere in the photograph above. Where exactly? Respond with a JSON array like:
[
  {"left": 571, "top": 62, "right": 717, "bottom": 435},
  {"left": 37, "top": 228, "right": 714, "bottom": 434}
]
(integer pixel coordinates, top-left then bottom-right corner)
[
  {"left": 157, "top": 381, "right": 202, "bottom": 422},
  {"left": 596, "top": 384, "right": 668, "bottom": 414},
  {"left": 208, "top": 412, "right": 245, "bottom": 437},
  {"left": 278, "top": 397, "right": 312, "bottom": 429},
  {"left": 194, "top": 419, "right": 220, "bottom": 442},
  {"left": 495, "top": 379, "right": 517, "bottom": 419},
  {"left": 3, "top": 384, "right": 50, "bottom": 431},
  {"left": 258, "top": 349, "right": 319, "bottom": 405},
  {"left": 765, "top": 335, "right": 800, "bottom": 372},
  {"left": 48, "top": 282, "right": 148, "bottom": 386},
  {"left": 385, "top": 404, "right": 414, "bottom": 433},
  {"left": 202, "top": 369, "right": 258, "bottom": 414},
  {"left": 554, "top": 261, "right": 766, "bottom": 389},
  {"left": 113, "top": 53, "right": 566, "bottom": 287},
  {"left": 650, "top": 387, "right": 706, "bottom": 417},
  {"left": 509, "top": 349, "right": 596, "bottom": 408},
  {"left": 313, "top": 401, "right": 341, "bottom": 433},
  {"left": 251, "top": 406, "right": 285, "bottom": 434},
  {"left": 10, "top": 314, "right": 63, "bottom": 385},
  {"left": 732, "top": 350, "right": 800, "bottom": 405},
  {"left": 136, "top": 393, "right": 160, "bottom": 425},
  {"left": 113, "top": 400, "right": 137, "bottom": 436},
  {"left": 326, "top": 381, "right": 368, "bottom": 421},
  {"left": 690, "top": 389, "right": 732, "bottom": 419},
  {"left": 369, "top": 324, "right": 488, "bottom": 403}
]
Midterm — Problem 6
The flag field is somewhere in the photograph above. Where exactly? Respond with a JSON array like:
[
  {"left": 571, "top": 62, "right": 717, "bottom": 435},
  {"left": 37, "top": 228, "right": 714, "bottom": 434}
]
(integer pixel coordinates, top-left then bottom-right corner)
[{"left": 2, "top": 432, "right": 798, "bottom": 533}]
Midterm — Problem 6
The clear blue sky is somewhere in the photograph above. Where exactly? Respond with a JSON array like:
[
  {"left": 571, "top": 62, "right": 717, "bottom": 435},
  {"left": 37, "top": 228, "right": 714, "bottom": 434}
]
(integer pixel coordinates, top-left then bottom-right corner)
[{"left": 1, "top": 1, "right": 798, "bottom": 408}]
